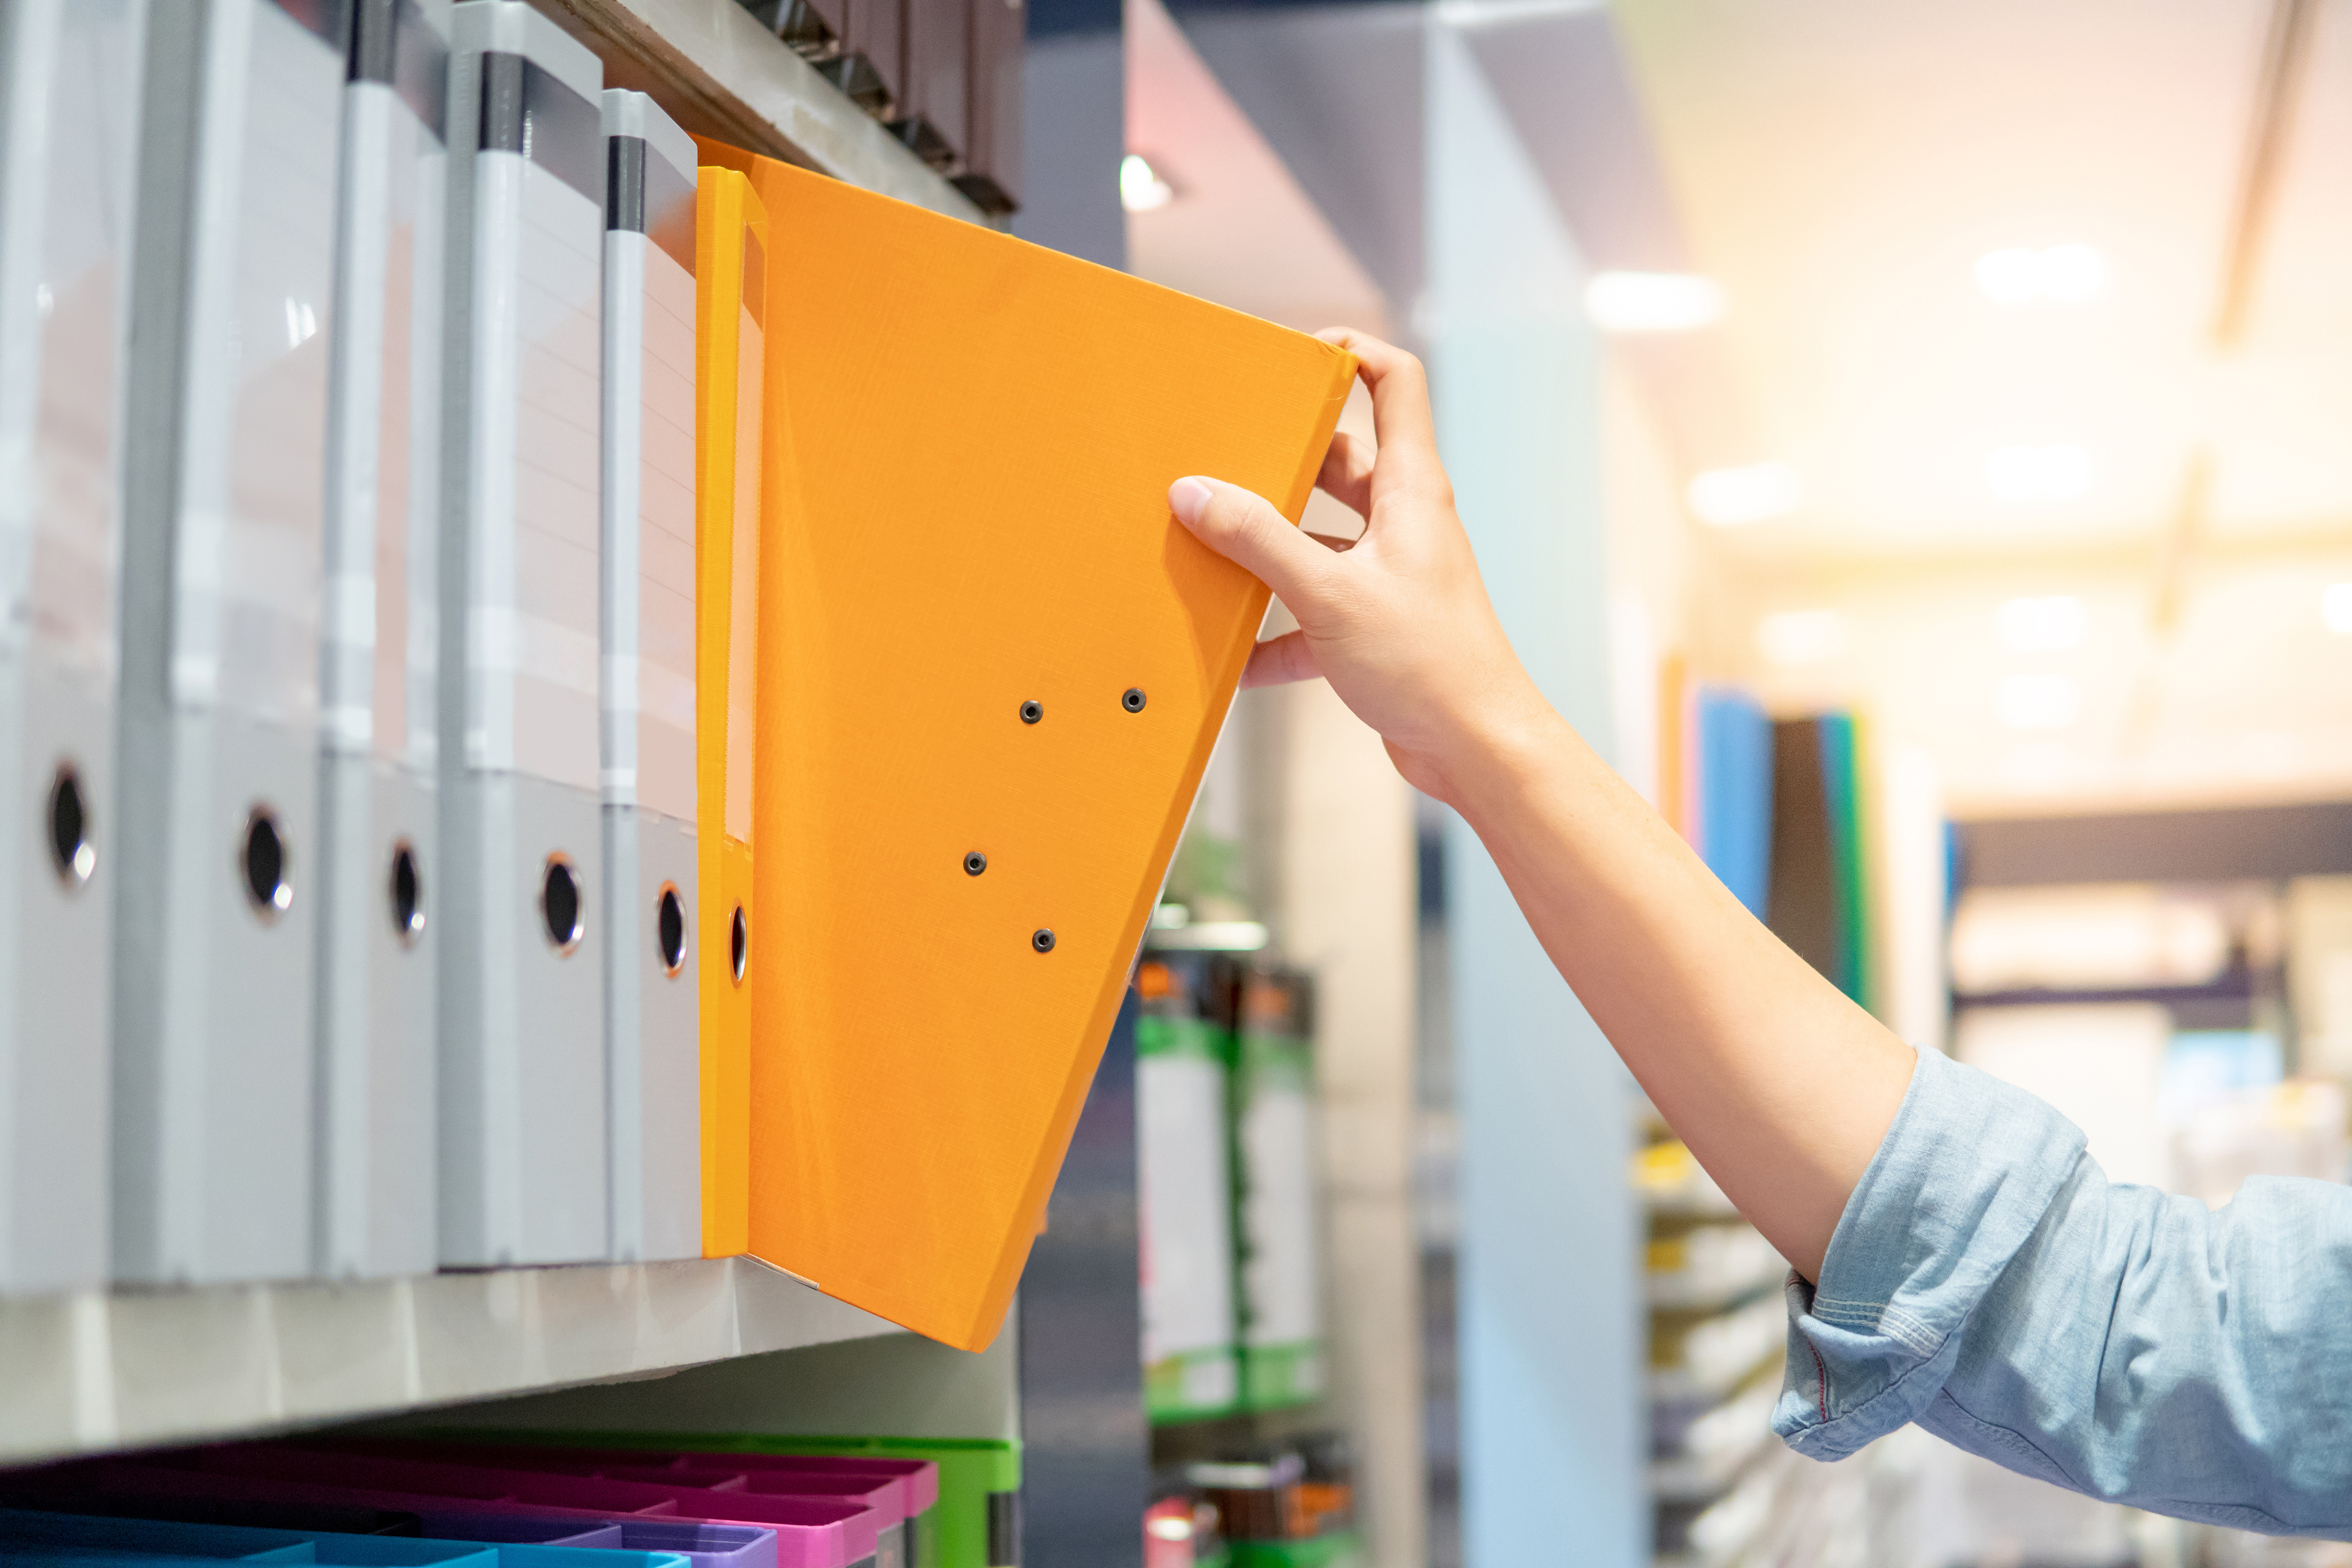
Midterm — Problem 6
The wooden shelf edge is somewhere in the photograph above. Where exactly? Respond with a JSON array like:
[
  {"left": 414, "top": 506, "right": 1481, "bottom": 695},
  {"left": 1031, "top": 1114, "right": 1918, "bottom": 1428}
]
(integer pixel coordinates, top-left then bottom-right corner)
[
  {"left": 0, "top": 1257, "right": 900, "bottom": 1467},
  {"left": 534, "top": 0, "right": 989, "bottom": 223}
]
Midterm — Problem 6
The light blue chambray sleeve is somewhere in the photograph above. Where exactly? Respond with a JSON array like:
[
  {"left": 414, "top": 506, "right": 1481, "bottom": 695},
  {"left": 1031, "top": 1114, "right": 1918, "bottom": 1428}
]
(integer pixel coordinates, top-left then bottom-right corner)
[{"left": 1771, "top": 1045, "right": 2352, "bottom": 1537}]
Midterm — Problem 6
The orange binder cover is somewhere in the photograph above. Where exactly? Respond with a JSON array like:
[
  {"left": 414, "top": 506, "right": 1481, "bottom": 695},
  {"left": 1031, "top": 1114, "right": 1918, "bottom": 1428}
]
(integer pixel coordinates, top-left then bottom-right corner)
[
  {"left": 694, "top": 167, "right": 767, "bottom": 1258},
  {"left": 699, "top": 141, "right": 1355, "bottom": 1350}
]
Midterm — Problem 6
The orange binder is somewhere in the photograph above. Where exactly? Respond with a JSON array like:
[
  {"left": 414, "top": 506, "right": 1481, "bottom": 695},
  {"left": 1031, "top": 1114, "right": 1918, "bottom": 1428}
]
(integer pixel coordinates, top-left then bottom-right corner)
[
  {"left": 698, "top": 140, "right": 1355, "bottom": 1350},
  {"left": 694, "top": 167, "right": 767, "bottom": 1257}
]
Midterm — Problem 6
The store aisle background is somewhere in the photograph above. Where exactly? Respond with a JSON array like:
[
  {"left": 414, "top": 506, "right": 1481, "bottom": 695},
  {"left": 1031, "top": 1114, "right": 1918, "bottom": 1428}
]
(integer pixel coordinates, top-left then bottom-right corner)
[{"left": 1119, "top": 0, "right": 2352, "bottom": 1564}]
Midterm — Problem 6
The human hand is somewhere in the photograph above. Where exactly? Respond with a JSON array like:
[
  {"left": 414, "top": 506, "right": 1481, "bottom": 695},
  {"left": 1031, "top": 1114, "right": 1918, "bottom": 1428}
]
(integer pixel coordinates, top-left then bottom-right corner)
[{"left": 1169, "top": 328, "right": 1544, "bottom": 806}]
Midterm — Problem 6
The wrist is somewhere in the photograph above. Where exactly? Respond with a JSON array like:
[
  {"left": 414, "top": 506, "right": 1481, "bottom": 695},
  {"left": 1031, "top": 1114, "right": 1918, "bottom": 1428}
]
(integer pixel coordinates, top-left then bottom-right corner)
[{"left": 1437, "top": 679, "right": 1572, "bottom": 827}]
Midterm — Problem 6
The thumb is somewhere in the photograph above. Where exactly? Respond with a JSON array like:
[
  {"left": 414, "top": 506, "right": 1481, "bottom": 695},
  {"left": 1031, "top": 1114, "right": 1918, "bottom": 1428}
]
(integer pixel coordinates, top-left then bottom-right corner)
[{"left": 1169, "top": 476, "right": 1333, "bottom": 608}]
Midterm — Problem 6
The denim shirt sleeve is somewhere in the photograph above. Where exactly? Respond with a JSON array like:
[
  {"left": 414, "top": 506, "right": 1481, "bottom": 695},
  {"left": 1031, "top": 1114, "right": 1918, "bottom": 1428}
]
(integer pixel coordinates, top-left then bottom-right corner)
[{"left": 1772, "top": 1045, "right": 2352, "bottom": 1537}]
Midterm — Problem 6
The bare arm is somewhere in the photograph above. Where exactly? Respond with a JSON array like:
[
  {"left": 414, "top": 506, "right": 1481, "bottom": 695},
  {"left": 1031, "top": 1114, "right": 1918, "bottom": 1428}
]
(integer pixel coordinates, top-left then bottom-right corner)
[{"left": 1169, "top": 329, "right": 1912, "bottom": 1281}]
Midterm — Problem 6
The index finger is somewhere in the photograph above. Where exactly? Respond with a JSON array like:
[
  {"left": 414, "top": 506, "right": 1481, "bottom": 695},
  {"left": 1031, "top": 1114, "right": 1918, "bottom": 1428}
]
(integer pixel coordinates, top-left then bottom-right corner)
[{"left": 1316, "top": 327, "right": 1438, "bottom": 466}]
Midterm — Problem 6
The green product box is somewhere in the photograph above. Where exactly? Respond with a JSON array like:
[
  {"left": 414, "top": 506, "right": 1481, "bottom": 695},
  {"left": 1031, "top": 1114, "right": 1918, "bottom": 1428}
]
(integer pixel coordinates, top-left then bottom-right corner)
[
  {"left": 1137, "top": 959, "right": 1243, "bottom": 1425},
  {"left": 1231, "top": 1533, "right": 1362, "bottom": 1568},
  {"left": 1229, "top": 968, "right": 1324, "bottom": 1414}
]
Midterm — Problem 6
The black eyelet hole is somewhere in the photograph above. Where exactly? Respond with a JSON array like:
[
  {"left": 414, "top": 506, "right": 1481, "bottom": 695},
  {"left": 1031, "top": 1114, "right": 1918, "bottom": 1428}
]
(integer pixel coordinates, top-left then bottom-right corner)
[
  {"left": 48, "top": 763, "right": 92, "bottom": 887},
  {"left": 1122, "top": 687, "right": 1146, "bottom": 713},
  {"left": 389, "top": 840, "right": 424, "bottom": 943},
  {"left": 965, "top": 851, "right": 988, "bottom": 876},
  {"left": 242, "top": 806, "right": 291, "bottom": 919},
  {"left": 1032, "top": 927, "right": 1056, "bottom": 953},
  {"left": 1019, "top": 700, "right": 1043, "bottom": 725},
  {"left": 540, "top": 854, "right": 583, "bottom": 954},
  {"left": 731, "top": 904, "right": 748, "bottom": 983},
  {"left": 656, "top": 883, "right": 686, "bottom": 976}
]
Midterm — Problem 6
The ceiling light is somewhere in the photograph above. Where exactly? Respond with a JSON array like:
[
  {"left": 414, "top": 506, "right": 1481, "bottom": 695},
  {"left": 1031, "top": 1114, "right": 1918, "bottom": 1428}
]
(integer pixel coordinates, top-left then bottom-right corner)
[
  {"left": 1986, "top": 444, "right": 2094, "bottom": 503},
  {"left": 1584, "top": 271, "right": 1725, "bottom": 333},
  {"left": 1688, "top": 462, "right": 1800, "bottom": 526},
  {"left": 1757, "top": 609, "right": 1846, "bottom": 667},
  {"left": 1995, "top": 595, "right": 2088, "bottom": 653},
  {"left": 1120, "top": 154, "right": 1174, "bottom": 214},
  {"left": 1976, "top": 244, "right": 2108, "bottom": 306},
  {"left": 1996, "top": 672, "right": 2082, "bottom": 730},
  {"left": 2325, "top": 582, "right": 2352, "bottom": 634}
]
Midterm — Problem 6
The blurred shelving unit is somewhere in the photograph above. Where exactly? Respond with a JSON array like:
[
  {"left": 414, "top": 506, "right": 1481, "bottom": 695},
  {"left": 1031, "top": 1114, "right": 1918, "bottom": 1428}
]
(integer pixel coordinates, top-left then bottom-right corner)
[
  {"left": 1636, "top": 1123, "right": 1805, "bottom": 1568},
  {"left": 535, "top": 0, "right": 988, "bottom": 221}
]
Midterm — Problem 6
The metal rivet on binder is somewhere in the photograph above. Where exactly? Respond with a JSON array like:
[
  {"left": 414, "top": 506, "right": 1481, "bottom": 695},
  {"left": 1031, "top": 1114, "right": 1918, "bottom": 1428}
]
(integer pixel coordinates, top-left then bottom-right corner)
[
  {"left": 965, "top": 852, "right": 988, "bottom": 876},
  {"left": 657, "top": 884, "right": 687, "bottom": 976},
  {"left": 1033, "top": 928, "right": 1056, "bottom": 953},
  {"left": 389, "top": 840, "right": 424, "bottom": 944},
  {"left": 540, "top": 854, "right": 584, "bottom": 955},
  {"left": 1122, "top": 687, "right": 1147, "bottom": 712},
  {"left": 47, "top": 763, "right": 93, "bottom": 887},
  {"left": 1020, "top": 700, "right": 1043, "bottom": 724},
  {"left": 243, "top": 806, "right": 292, "bottom": 919}
]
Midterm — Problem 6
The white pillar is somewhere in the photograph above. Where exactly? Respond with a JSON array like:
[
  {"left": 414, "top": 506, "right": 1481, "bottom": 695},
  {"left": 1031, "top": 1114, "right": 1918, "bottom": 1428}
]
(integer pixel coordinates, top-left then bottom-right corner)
[{"left": 1426, "top": 21, "right": 1645, "bottom": 1567}]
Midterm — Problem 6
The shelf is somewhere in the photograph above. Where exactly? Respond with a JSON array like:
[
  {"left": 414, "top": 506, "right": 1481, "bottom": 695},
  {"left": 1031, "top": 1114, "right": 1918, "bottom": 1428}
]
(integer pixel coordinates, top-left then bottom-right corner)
[
  {"left": 535, "top": 0, "right": 988, "bottom": 223},
  {"left": 0, "top": 1258, "right": 898, "bottom": 1468},
  {"left": 1645, "top": 1251, "right": 1787, "bottom": 1313}
]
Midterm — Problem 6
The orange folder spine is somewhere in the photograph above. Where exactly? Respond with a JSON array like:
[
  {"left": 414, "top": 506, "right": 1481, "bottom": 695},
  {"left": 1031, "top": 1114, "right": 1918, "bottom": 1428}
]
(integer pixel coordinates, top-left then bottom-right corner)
[
  {"left": 693, "top": 167, "right": 767, "bottom": 1258},
  {"left": 700, "top": 138, "right": 1352, "bottom": 1348}
]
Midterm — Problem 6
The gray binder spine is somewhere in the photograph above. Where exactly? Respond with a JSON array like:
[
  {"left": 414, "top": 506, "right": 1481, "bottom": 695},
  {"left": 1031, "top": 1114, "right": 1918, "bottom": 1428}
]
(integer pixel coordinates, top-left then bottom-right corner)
[
  {"left": 0, "top": 0, "right": 146, "bottom": 1294},
  {"left": 316, "top": 0, "right": 450, "bottom": 1280},
  {"left": 439, "top": 0, "right": 610, "bottom": 1266},
  {"left": 599, "top": 88, "right": 701, "bottom": 1263},
  {"left": 114, "top": 0, "right": 348, "bottom": 1284}
]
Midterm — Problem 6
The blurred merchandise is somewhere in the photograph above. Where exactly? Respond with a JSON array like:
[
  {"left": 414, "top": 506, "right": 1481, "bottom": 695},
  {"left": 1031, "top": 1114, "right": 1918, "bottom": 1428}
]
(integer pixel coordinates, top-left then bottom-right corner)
[
  {"left": 2172, "top": 1080, "right": 2350, "bottom": 1208},
  {"left": 1632, "top": 1136, "right": 1739, "bottom": 1218},
  {"left": 1646, "top": 1222, "right": 1786, "bottom": 1311},
  {"left": 1955, "top": 1003, "right": 2172, "bottom": 1187},
  {"left": 1232, "top": 967, "right": 1325, "bottom": 1412},
  {"left": 1139, "top": 955, "right": 1242, "bottom": 1423},
  {"left": 1145, "top": 1493, "right": 1225, "bottom": 1568},
  {"left": 1181, "top": 1444, "right": 1359, "bottom": 1568}
]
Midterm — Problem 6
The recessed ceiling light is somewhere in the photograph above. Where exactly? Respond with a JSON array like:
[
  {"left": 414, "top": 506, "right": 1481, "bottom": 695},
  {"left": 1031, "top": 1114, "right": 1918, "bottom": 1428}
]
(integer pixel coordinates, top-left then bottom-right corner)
[
  {"left": 1976, "top": 244, "right": 2108, "bottom": 306},
  {"left": 2325, "top": 583, "right": 2352, "bottom": 634},
  {"left": 1757, "top": 609, "right": 1846, "bottom": 666},
  {"left": 1584, "top": 272, "right": 1725, "bottom": 333},
  {"left": 1986, "top": 444, "right": 2094, "bottom": 503},
  {"left": 1120, "top": 153, "right": 1175, "bottom": 214},
  {"left": 1996, "top": 672, "right": 2082, "bottom": 730},
  {"left": 1995, "top": 595, "right": 2088, "bottom": 652},
  {"left": 1688, "top": 462, "right": 1801, "bottom": 526}
]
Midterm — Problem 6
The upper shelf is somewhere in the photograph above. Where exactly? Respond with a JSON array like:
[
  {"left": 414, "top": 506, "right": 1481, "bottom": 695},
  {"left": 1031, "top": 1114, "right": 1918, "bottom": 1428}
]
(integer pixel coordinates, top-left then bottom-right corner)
[
  {"left": 536, "top": 0, "right": 990, "bottom": 224},
  {"left": 0, "top": 1258, "right": 898, "bottom": 1469}
]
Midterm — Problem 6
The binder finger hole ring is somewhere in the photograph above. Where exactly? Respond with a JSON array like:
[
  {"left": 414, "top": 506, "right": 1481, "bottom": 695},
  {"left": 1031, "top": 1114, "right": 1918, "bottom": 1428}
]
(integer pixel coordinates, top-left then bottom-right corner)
[
  {"left": 656, "top": 883, "right": 687, "bottom": 976},
  {"left": 388, "top": 841, "right": 425, "bottom": 945},
  {"left": 241, "top": 807, "right": 293, "bottom": 919},
  {"left": 730, "top": 905, "right": 748, "bottom": 983},
  {"left": 540, "top": 854, "right": 585, "bottom": 955},
  {"left": 46, "top": 763, "right": 94, "bottom": 888}
]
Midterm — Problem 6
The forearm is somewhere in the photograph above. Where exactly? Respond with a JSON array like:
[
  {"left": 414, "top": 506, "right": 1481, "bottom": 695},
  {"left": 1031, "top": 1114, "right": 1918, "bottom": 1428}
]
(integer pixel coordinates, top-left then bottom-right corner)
[{"left": 1445, "top": 696, "right": 1914, "bottom": 1281}]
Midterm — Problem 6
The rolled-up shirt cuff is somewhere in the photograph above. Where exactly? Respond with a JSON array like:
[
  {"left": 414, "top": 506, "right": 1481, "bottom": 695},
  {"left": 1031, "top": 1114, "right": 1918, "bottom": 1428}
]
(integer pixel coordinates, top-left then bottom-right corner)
[{"left": 1771, "top": 1044, "right": 2088, "bottom": 1459}]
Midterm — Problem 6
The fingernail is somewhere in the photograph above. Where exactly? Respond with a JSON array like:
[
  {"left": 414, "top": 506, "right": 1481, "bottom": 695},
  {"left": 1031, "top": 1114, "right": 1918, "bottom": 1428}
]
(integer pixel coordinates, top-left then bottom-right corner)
[{"left": 1169, "top": 477, "right": 1213, "bottom": 526}]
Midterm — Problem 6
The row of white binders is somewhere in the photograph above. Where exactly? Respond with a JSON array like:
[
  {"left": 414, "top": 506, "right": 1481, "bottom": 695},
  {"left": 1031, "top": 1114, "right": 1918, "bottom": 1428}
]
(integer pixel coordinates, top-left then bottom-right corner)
[{"left": 0, "top": 0, "right": 757, "bottom": 1294}]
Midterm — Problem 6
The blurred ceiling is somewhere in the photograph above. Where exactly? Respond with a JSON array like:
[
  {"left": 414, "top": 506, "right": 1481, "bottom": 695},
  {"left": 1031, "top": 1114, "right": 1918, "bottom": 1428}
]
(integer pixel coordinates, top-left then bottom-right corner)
[
  {"left": 1611, "top": 0, "right": 2352, "bottom": 810},
  {"left": 1614, "top": 0, "right": 2352, "bottom": 558},
  {"left": 1138, "top": 0, "right": 2352, "bottom": 812}
]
